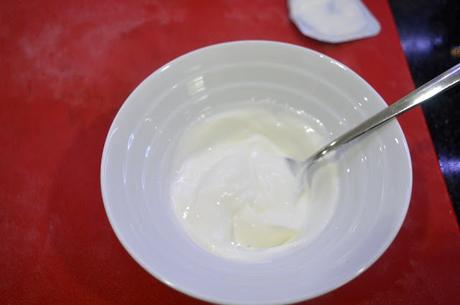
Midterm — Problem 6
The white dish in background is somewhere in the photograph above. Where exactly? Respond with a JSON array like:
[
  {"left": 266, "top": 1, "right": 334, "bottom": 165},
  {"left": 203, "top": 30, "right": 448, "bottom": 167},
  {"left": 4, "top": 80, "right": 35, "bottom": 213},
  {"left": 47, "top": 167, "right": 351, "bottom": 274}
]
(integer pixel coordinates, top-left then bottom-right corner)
[
  {"left": 100, "top": 41, "right": 412, "bottom": 305},
  {"left": 288, "top": 0, "right": 381, "bottom": 43}
]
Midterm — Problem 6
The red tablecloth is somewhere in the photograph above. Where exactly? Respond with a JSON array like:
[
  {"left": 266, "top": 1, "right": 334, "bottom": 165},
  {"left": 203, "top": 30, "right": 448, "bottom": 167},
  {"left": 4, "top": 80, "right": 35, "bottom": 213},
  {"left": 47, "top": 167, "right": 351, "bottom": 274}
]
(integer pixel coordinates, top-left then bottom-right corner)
[{"left": 1, "top": 1, "right": 459, "bottom": 304}]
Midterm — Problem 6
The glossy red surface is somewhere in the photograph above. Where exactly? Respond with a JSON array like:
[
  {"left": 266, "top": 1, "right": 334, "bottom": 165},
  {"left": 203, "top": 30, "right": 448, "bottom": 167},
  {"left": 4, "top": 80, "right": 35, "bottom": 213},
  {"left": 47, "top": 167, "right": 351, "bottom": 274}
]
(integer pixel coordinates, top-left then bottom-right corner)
[{"left": 1, "top": 1, "right": 459, "bottom": 304}]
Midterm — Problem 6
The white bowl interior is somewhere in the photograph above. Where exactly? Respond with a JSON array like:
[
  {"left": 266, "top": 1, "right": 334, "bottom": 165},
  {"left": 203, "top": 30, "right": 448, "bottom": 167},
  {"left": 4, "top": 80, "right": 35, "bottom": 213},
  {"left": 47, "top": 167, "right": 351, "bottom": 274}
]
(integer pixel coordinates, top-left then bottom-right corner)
[{"left": 101, "top": 41, "right": 412, "bottom": 305}]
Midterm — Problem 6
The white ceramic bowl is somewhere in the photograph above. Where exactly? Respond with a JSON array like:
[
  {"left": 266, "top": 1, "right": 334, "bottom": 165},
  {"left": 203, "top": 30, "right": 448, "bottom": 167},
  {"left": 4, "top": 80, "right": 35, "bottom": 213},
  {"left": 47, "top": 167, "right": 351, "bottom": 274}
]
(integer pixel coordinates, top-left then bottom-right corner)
[{"left": 101, "top": 41, "right": 412, "bottom": 305}]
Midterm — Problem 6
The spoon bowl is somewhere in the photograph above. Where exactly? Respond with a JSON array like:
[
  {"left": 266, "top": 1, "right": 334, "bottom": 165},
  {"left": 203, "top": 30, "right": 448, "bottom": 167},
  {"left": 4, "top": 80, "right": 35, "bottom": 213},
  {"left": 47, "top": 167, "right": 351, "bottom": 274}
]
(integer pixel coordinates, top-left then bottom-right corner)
[{"left": 101, "top": 41, "right": 415, "bottom": 305}]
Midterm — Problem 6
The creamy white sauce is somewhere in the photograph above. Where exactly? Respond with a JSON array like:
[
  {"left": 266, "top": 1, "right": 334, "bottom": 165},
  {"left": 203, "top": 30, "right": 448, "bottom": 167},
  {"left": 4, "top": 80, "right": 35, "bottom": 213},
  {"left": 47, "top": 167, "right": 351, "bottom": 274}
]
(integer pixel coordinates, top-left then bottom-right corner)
[{"left": 170, "top": 102, "right": 339, "bottom": 260}]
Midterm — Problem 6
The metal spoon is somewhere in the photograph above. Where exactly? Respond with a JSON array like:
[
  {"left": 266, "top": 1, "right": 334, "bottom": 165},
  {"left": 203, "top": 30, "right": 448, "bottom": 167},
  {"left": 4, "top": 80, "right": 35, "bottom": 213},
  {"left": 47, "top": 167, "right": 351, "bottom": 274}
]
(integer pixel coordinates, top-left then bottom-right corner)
[{"left": 287, "top": 63, "right": 460, "bottom": 186}]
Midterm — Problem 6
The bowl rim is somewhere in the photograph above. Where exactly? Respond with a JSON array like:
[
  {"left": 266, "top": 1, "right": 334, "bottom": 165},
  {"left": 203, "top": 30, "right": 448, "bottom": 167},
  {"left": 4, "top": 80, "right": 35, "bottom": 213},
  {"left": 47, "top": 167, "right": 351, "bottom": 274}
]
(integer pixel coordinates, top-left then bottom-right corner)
[{"left": 100, "top": 40, "right": 413, "bottom": 305}]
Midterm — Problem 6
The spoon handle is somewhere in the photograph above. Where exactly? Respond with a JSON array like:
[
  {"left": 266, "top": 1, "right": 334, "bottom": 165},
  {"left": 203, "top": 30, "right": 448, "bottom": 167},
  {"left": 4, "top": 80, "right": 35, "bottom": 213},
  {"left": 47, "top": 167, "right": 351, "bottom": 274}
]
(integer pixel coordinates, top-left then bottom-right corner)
[{"left": 310, "top": 63, "right": 460, "bottom": 161}]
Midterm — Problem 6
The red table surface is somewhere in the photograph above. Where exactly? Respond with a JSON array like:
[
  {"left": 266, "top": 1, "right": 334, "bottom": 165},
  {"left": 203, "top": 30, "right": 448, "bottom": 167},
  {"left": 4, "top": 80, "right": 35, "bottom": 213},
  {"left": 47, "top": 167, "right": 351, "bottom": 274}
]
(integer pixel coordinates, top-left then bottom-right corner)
[{"left": 1, "top": 0, "right": 459, "bottom": 304}]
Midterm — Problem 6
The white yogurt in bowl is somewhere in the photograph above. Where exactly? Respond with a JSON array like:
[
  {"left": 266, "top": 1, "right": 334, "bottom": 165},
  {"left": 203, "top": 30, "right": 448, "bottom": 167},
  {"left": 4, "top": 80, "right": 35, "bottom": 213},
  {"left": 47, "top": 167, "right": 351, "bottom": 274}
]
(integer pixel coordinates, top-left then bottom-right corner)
[
  {"left": 101, "top": 41, "right": 412, "bottom": 305},
  {"left": 170, "top": 102, "right": 338, "bottom": 260}
]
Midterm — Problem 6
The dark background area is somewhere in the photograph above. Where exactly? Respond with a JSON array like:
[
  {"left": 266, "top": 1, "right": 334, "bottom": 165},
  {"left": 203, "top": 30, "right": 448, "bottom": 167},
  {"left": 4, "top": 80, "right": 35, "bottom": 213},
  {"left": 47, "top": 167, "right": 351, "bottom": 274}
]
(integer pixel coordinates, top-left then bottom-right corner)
[{"left": 389, "top": 0, "right": 460, "bottom": 222}]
